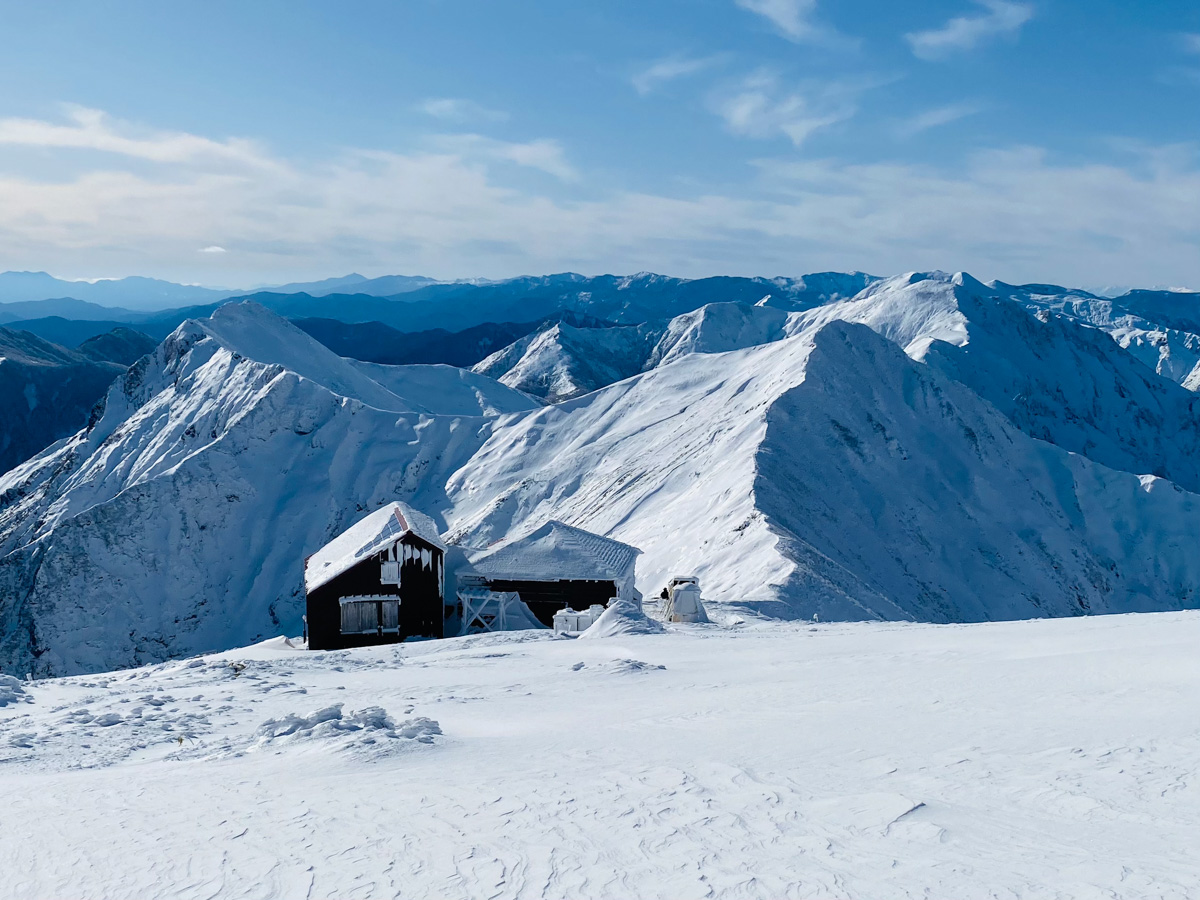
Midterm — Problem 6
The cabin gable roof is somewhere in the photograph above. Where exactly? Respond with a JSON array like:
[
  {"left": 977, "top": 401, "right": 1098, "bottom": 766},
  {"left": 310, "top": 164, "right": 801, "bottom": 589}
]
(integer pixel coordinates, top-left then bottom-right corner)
[
  {"left": 306, "top": 501, "right": 446, "bottom": 593},
  {"left": 467, "top": 520, "right": 640, "bottom": 584}
]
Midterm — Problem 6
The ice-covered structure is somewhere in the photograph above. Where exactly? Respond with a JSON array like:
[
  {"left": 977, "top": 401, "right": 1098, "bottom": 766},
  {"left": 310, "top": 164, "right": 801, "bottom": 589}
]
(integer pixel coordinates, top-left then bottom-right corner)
[
  {"left": 661, "top": 581, "right": 709, "bottom": 624},
  {"left": 455, "top": 521, "right": 642, "bottom": 632},
  {"left": 305, "top": 502, "right": 447, "bottom": 649}
]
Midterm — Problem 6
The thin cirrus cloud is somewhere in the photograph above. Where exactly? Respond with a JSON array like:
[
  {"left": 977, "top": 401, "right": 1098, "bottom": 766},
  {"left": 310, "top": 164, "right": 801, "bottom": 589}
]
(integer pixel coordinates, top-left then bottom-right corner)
[
  {"left": 1159, "top": 36, "right": 1200, "bottom": 87},
  {"left": 906, "top": 0, "right": 1034, "bottom": 61},
  {"left": 733, "top": 0, "right": 849, "bottom": 47},
  {"left": 198, "top": 246, "right": 227, "bottom": 254},
  {"left": 895, "top": 102, "right": 982, "bottom": 139},
  {"left": 417, "top": 98, "right": 509, "bottom": 123},
  {"left": 632, "top": 55, "right": 723, "bottom": 95},
  {"left": 711, "top": 72, "right": 863, "bottom": 147},
  {"left": 425, "top": 133, "right": 577, "bottom": 181}
]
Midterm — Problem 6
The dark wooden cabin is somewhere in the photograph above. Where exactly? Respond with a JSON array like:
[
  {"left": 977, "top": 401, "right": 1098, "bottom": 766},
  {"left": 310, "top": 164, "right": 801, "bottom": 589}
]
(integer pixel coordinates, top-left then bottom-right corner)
[
  {"left": 305, "top": 502, "right": 446, "bottom": 650},
  {"left": 461, "top": 521, "right": 641, "bottom": 629}
]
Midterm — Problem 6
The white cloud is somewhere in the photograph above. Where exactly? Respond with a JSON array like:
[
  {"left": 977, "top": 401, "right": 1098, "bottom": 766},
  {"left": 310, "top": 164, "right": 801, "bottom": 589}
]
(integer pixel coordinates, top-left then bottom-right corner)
[
  {"left": 417, "top": 98, "right": 509, "bottom": 123},
  {"left": 198, "top": 245, "right": 227, "bottom": 254},
  {"left": 895, "top": 102, "right": 982, "bottom": 138},
  {"left": 2, "top": 107, "right": 1200, "bottom": 289},
  {"left": 426, "top": 134, "right": 577, "bottom": 181},
  {"left": 711, "top": 72, "right": 860, "bottom": 146},
  {"left": 0, "top": 105, "right": 274, "bottom": 169},
  {"left": 735, "top": 0, "right": 824, "bottom": 43},
  {"left": 632, "top": 55, "right": 722, "bottom": 95},
  {"left": 906, "top": 1, "right": 1034, "bottom": 60}
]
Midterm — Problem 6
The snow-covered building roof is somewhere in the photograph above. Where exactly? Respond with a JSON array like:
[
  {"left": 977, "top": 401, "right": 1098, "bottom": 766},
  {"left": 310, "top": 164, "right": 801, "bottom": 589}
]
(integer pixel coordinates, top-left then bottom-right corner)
[
  {"left": 306, "top": 502, "right": 446, "bottom": 593},
  {"left": 468, "top": 521, "right": 640, "bottom": 588}
]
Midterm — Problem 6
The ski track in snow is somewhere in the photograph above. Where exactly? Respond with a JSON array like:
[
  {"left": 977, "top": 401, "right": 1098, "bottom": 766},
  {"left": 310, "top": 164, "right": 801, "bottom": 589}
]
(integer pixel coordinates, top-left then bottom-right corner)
[{"left": 3, "top": 613, "right": 1200, "bottom": 899}]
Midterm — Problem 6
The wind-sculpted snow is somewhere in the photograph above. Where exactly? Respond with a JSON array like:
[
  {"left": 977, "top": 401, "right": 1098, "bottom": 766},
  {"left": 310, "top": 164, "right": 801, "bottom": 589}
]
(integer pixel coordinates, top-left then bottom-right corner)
[{"left": 5, "top": 614, "right": 1199, "bottom": 899}]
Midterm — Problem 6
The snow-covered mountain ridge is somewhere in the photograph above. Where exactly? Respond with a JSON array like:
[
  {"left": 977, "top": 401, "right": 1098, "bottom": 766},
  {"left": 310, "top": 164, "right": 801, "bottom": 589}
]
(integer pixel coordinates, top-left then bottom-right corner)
[
  {"left": 0, "top": 304, "right": 531, "bottom": 674},
  {"left": 1, "top": 272, "right": 1199, "bottom": 675}
]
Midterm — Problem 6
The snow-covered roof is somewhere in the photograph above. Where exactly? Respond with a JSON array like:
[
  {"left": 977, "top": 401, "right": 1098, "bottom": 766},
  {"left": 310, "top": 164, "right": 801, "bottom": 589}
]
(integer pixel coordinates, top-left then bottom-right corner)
[
  {"left": 468, "top": 521, "right": 640, "bottom": 584},
  {"left": 306, "top": 502, "right": 446, "bottom": 593}
]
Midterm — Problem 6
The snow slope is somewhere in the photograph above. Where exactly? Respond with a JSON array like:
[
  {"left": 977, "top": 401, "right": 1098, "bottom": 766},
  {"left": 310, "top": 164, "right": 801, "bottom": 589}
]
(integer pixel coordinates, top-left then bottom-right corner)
[
  {"left": 474, "top": 302, "right": 796, "bottom": 401},
  {"left": 472, "top": 321, "right": 663, "bottom": 402},
  {"left": 794, "top": 272, "right": 1200, "bottom": 493},
  {"left": 447, "top": 318, "right": 1200, "bottom": 622},
  {"left": 2, "top": 612, "right": 1199, "bottom": 899},
  {"left": 349, "top": 361, "right": 541, "bottom": 416},
  {"left": 647, "top": 301, "right": 791, "bottom": 368}
]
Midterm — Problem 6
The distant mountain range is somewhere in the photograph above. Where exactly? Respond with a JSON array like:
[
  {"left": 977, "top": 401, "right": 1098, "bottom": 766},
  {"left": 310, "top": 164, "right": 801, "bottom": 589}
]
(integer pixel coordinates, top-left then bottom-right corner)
[
  {"left": 0, "top": 325, "right": 156, "bottom": 475},
  {"left": 0, "top": 270, "right": 876, "bottom": 325},
  {"left": 0, "top": 270, "right": 440, "bottom": 313},
  {"left": 292, "top": 310, "right": 616, "bottom": 368}
]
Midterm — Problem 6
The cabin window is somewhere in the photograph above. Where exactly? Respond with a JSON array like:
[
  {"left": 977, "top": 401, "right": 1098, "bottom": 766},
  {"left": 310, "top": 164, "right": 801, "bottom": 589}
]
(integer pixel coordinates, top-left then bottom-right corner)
[
  {"left": 380, "top": 561, "right": 401, "bottom": 585},
  {"left": 381, "top": 598, "right": 400, "bottom": 633},
  {"left": 339, "top": 596, "right": 401, "bottom": 635},
  {"left": 340, "top": 599, "right": 377, "bottom": 635}
]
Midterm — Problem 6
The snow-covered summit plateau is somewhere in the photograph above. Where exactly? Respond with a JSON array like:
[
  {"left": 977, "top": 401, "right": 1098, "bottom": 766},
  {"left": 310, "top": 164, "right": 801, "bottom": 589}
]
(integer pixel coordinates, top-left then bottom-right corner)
[
  {"left": 2, "top": 614, "right": 1199, "bottom": 898},
  {"left": 1, "top": 274, "right": 1199, "bottom": 675}
]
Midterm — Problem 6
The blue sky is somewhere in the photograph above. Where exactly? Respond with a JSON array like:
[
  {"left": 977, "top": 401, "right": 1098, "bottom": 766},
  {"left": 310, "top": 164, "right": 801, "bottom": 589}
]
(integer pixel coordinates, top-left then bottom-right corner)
[{"left": 1, "top": 0, "right": 1198, "bottom": 289}]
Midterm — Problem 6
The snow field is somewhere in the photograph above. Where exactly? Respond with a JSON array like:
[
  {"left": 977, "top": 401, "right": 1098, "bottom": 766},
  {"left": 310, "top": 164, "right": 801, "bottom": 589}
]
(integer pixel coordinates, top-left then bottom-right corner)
[{"left": 2, "top": 612, "right": 1199, "bottom": 899}]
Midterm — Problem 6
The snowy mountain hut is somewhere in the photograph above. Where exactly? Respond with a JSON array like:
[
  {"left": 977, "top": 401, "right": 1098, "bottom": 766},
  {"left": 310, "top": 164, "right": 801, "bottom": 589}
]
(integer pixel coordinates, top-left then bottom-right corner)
[
  {"left": 459, "top": 521, "right": 641, "bottom": 630},
  {"left": 305, "top": 502, "right": 447, "bottom": 650}
]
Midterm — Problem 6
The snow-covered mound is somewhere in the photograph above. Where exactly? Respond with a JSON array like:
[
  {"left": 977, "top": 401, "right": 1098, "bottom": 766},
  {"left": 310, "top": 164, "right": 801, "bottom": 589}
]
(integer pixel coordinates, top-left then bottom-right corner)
[
  {"left": 578, "top": 595, "right": 665, "bottom": 638},
  {"left": 0, "top": 303, "right": 518, "bottom": 675},
  {"left": 472, "top": 321, "right": 663, "bottom": 402}
]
